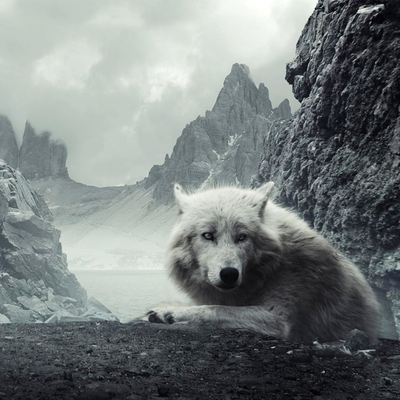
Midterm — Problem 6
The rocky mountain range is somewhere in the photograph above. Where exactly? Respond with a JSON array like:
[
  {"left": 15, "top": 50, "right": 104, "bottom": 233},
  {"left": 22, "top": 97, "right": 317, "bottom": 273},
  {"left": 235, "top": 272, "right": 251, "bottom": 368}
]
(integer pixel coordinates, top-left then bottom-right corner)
[
  {"left": 0, "top": 64, "right": 291, "bottom": 272},
  {"left": 0, "top": 116, "right": 68, "bottom": 179},
  {"left": 146, "top": 63, "right": 292, "bottom": 203},
  {"left": 0, "top": 0, "right": 398, "bottom": 338}
]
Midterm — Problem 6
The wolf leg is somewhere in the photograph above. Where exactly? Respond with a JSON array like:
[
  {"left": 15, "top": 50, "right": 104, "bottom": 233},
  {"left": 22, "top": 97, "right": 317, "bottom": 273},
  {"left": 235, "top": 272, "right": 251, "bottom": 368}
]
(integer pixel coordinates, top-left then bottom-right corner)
[{"left": 147, "top": 305, "right": 290, "bottom": 339}]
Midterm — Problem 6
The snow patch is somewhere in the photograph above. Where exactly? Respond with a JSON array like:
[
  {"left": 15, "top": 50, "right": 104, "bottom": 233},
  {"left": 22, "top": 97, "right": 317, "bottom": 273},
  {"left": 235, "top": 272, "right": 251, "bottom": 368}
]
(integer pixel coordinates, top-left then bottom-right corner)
[
  {"left": 228, "top": 133, "right": 242, "bottom": 147},
  {"left": 200, "top": 166, "right": 215, "bottom": 190},
  {"left": 6, "top": 210, "right": 35, "bottom": 222},
  {"left": 212, "top": 150, "right": 220, "bottom": 160},
  {"left": 357, "top": 4, "right": 384, "bottom": 14}
]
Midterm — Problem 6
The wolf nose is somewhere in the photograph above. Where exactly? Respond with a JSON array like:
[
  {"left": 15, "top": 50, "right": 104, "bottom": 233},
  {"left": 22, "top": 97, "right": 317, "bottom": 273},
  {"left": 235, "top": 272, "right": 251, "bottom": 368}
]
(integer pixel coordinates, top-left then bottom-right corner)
[{"left": 220, "top": 267, "right": 239, "bottom": 284}]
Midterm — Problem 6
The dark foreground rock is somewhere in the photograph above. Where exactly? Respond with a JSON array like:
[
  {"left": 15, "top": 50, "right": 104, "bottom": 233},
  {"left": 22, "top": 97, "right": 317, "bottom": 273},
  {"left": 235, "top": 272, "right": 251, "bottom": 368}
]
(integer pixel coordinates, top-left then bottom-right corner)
[{"left": 1, "top": 322, "right": 400, "bottom": 400}]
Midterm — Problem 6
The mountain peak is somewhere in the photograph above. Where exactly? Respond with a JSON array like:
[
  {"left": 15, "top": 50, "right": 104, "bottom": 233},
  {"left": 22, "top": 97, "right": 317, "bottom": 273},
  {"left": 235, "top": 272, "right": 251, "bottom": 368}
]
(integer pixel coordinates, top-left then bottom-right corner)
[
  {"left": 229, "top": 63, "right": 252, "bottom": 79},
  {"left": 273, "top": 99, "right": 292, "bottom": 120},
  {"left": 145, "top": 64, "right": 289, "bottom": 203},
  {"left": 212, "top": 63, "right": 260, "bottom": 118},
  {"left": 19, "top": 122, "right": 69, "bottom": 180},
  {"left": 0, "top": 115, "right": 18, "bottom": 169}
]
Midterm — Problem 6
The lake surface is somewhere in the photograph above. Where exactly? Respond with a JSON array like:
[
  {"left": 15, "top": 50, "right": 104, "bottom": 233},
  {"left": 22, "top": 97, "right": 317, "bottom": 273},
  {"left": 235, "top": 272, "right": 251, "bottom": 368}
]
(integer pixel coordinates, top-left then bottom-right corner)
[{"left": 73, "top": 270, "right": 189, "bottom": 322}]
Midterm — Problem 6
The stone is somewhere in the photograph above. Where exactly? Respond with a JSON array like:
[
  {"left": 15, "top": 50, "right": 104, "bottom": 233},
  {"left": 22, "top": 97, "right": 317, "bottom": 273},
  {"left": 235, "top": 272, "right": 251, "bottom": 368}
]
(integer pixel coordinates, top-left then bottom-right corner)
[
  {"left": 3, "top": 304, "right": 33, "bottom": 323},
  {"left": 344, "top": 329, "right": 371, "bottom": 352},
  {"left": 17, "top": 295, "right": 52, "bottom": 318},
  {"left": 44, "top": 310, "right": 88, "bottom": 323},
  {"left": 81, "top": 308, "right": 120, "bottom": 322},
  {"left": 81, "top": 298, "right": 119, "bottom": 322},
  {"left": 0, "top": 313, "right": 11, "bottom": 323},
  {"left": 45, "top": 300, "right": 60, "bottom": 312},
  {"left": 64, "top": 303, "right": 79, "bottom": 316},
  {"left": 43, "top": 314, "right": 59, "bottom": 324},
  {"left": 85, "top": 297, "right": 113, "bottom": 314}
]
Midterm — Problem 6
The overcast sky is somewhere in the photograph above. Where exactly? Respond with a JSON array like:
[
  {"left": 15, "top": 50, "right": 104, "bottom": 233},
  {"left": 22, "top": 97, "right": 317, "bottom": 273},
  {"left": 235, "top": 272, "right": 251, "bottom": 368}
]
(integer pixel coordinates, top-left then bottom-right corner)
[{"left": 0, "top": 0, "right": 316, "bottom": 187}]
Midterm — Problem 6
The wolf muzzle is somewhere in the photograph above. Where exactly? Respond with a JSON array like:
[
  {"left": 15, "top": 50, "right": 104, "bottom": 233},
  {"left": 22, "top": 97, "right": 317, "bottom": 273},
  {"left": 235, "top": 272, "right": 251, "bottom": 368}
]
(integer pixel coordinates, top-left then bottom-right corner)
[{"left": 218, "top": 267, "right": 239, "bottom": 289}]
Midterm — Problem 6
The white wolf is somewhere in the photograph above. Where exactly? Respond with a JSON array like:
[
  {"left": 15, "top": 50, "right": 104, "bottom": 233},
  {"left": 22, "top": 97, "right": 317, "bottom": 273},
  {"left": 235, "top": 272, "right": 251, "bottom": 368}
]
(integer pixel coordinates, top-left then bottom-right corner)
[{"left": 148, "top": 182, "right": 380, "bottom": 342}]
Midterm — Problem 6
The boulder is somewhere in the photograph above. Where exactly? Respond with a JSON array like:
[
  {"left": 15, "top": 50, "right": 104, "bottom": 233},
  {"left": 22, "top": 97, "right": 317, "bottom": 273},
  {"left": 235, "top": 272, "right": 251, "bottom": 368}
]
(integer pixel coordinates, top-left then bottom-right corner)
[
  {"left": 3, "top": 304, "right": 33, "bottom": 323},
  {"left": 17, "top": 295, "right": 52, "bottom": 319},
  {"left": 0, "top": 313, "right": 11, "bottom": 323}
]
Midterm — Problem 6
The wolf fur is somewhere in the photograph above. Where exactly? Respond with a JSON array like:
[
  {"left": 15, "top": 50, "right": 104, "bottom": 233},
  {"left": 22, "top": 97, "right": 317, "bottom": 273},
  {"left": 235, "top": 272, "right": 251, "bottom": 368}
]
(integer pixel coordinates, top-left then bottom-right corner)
[{"left": 148, "top": 182, "right": 380, "bottom": 342}]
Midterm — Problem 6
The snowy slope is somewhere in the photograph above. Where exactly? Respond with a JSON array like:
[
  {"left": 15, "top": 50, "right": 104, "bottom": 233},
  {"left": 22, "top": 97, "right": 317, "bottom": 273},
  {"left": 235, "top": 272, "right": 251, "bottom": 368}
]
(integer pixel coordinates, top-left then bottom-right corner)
[{"left": 31, "top": 179, "right": 176, "bottom": 270}]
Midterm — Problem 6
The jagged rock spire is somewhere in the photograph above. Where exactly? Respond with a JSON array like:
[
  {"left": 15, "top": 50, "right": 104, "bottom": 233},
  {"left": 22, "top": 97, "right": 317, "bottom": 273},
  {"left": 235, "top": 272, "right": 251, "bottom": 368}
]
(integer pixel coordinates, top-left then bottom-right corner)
[
  {"left": 146, "top": 63, "right": 291, "bottom": 203},
  {"left": 212, "top": 63, "right": 273, "bottom": 121},
  {"left": 273, "top": 99, "right": 292, "bottom": 120},
  {"left": 19, "top": 122, "right": 69, "bottom": 180},
  {"left": 0, "top": 115, "right": 18, "bottom": 169}
]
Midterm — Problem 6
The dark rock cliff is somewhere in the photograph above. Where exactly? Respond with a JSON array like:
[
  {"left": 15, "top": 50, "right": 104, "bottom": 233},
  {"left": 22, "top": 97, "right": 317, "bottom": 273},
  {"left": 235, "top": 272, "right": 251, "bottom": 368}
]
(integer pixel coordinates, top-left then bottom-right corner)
[
  {"left": 19, "top": 121, "right": 69, "bottom": 180},
  {"left": 255, "top": 0, "right": 400, "bottom": 338},
  {"left": 0, "top": 115, "right": 18, "bottom": 169},
  {"left": 145, "top": 63, "right": 291, "bottom": 203}
]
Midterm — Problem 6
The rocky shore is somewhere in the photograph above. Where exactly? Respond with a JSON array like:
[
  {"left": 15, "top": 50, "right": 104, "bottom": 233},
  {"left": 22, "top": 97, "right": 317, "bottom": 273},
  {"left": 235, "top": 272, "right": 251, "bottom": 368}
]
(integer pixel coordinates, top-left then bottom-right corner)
[{"left": 1, "top": 321, "right": 400, "bottom": 400}]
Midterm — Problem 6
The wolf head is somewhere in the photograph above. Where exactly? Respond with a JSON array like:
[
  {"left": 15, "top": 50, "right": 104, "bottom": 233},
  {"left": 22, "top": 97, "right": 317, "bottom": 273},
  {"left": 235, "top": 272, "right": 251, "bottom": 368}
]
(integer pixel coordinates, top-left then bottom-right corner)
[{"left": 168, "top": 182, "right": 281, "bottom": 296}]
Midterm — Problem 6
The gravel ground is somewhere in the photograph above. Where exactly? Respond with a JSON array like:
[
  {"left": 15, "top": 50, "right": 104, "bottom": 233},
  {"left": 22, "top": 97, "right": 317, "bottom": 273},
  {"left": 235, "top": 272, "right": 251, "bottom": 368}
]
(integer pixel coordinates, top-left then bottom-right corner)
[{"left": 1, "top": 321, "right": 400, "bottom": 399}]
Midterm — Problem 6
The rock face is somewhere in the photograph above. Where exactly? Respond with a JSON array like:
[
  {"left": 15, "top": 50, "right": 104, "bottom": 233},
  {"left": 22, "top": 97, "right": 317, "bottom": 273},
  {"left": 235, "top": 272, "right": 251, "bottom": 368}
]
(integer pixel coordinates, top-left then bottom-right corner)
[
  {"left": 0, "top": 160, "right": 117, "bottom": 323},
  {"left": 145, "top": 63, "right": 291, "bottom": 203},
  {"left": 0, "top": 115, "right": 18, "bottom": 169},
  {"left": 19, "top": 122, "right": 69, "bottom": 180},
  {"left": 256, "top": 0, "right": 400, "bottom": 338}
]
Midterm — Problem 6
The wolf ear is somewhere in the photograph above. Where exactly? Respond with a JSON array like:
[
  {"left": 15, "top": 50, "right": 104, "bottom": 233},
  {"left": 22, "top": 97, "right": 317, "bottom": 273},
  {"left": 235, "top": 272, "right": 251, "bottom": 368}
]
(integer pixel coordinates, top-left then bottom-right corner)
[
  {"left": 174, "top": 183, "right": 188, "bottom": 214},
  {"left": 255, "top": 181, "right": 275, "bottom": 217}
]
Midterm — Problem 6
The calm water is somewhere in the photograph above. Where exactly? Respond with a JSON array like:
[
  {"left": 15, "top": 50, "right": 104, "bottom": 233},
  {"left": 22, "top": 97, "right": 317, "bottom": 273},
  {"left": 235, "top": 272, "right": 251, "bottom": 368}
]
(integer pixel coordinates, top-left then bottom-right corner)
[{"left": 73, "top": 270, "right": 189, "bottom": 322}]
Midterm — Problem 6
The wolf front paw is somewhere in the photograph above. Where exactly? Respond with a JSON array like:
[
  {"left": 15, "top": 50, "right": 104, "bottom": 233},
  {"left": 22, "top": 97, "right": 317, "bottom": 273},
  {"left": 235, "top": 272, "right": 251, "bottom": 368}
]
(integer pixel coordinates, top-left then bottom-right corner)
[
  {"left": 147, "top": 308, "right": 176, "bottom": 324},
  {"left": 147, "top": 306, "right": 210, "bottom": 325}
]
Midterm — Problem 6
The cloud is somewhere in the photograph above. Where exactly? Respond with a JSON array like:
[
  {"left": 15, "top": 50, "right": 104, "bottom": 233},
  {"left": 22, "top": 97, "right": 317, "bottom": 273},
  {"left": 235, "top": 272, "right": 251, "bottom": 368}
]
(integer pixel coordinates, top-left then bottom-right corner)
[
  {"left": 89, "top": 5, "right": 144, "bottom": 29},
  {"left": 33, "top": 41, "right": 102, "bottom": 89},
  {"left": 0, "top": 0, "right": 317, "bottom": 187},
  {"left": 0, "top": 0, "right": 16, "bottom": 14}
]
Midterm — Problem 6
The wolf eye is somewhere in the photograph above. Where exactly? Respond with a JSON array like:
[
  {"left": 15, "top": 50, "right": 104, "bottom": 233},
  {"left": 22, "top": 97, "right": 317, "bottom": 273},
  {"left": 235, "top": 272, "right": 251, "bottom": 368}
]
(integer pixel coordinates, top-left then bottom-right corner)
[
  {"left": 202, "top": 232, "right": 214, "bottom": 241},
  {"left": 237, "top": 234, "right": 247, "bottom": 242}
]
